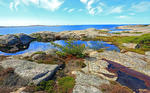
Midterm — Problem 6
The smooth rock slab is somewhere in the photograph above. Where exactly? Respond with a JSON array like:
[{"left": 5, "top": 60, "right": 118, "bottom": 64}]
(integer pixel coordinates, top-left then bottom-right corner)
[
  {"left": 1, "top": 59, "right": 59, "bottom": 85},
  {"left": 73, "top": 71, "right": 109, "bottom": 93},
  {"left": 73, "top": 84, "right": 102, "bottom": 93}
]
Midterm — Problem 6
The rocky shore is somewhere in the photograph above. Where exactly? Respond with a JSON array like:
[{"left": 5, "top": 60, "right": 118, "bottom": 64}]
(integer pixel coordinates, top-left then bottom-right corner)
[{"left": 0, "top": 24, "right": 150, "bottom": 93}]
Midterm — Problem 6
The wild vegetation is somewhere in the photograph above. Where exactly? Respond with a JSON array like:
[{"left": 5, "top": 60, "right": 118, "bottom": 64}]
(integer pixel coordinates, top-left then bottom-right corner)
[
  {"left": 51, "top": 40, "right": 86, "bottom": 58},
  {"left": 95, "top": 33, "right": 150, "bottom": 54}
]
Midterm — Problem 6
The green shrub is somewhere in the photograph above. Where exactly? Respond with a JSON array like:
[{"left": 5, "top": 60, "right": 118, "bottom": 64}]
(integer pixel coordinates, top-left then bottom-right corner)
[
  {"left": 35, "top": 80, "right": 55, "bottom": 93},
  {"left": 58, "top": 76, "right": 75, "bottom": 93},
  {"left": 51, "top": 40, "right": 86, "bottom": 58}
]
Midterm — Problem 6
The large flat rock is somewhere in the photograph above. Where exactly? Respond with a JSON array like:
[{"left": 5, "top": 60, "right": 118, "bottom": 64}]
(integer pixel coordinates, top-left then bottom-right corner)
[{"left": 1, "top": 59, "right": 59, "bottom": 85}]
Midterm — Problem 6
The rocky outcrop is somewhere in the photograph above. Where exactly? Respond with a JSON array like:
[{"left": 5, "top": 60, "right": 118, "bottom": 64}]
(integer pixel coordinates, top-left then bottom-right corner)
[
  {"left": 30, "top": 31, "right": 57, "bottom": 42},
  {"left": 98, "top": 51, "right": 150, "bottom": 76},
  {"left": 73, "top": 50, "right": 150, "bottom": 93},
  {"left": 0, "top": 33, "right": 34, "bottom": 53},
  {"left": 1, "top": 59, "right": 59, "bottom": 85},
  {"left": 122, "top": 43, "right": 140, "bottom": 49}
]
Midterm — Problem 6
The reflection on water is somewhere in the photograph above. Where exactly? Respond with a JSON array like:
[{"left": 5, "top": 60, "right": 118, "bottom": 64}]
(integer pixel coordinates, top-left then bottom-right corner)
[
  {"left": 104, "top": 59, "right": 150, "bottom": 93},
  {"left": 0, "top": 40, "right": 120, "bottom": 56}
]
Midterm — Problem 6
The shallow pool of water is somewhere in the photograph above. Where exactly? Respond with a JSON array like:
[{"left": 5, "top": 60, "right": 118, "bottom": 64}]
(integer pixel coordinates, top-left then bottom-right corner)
[{"left": 0, "top": 40, "right": 120, "bottom": 56}]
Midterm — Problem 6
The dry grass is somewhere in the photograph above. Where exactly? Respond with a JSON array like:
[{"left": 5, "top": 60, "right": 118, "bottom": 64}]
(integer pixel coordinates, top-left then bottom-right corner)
[{"left": 100, "top": 81, "right": 133, "bottom": 93}]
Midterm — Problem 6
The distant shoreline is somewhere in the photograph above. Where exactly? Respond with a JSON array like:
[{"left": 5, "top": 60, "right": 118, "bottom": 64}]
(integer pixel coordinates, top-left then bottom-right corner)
[{"left": 0, "top": 24, "right": 149, "bottom": 28}]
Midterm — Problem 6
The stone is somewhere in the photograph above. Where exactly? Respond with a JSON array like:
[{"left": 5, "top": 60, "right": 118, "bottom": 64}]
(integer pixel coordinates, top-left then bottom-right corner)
[
  {"left": 85, "top": 28, "right": 97, "bottom": 31},
  {"left": 0, "top": 34, "right": 34, "bottom": 53},
  {"left": 99, "top": 51, "right": 150, "bottom": 76},
  {"left": 72, "top": 71, "right": 109, "bottom": 93},
  {"left": 73, "top": 84, "right": 102, "bottom": 93},
  {"left": 1, "top": 59, "right": 59, "bottom": 85},
  {"left": 145, "top": 51, "right": 150, "bottom": 56},
  {"left": 16, "top": 33, "right": 34, "bottom": 45},
  {"left": 31, "top": 53, "right": 46, "bottom": 60},
  {"left": 122, "top": 43, "right": 139, "bottom": 49},
  {"left": 30, "top": 31, "right": 56, "bottom": 41}
]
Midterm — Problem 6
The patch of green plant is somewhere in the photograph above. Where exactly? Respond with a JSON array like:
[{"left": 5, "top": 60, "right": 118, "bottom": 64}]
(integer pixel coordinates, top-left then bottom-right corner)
[
  {"left": 31, "top": 34, "right": 42, "bottom": 41},
  {"left": 33, "top": 51, "right": 46, "bottom": 55},
  {"left": 36, "top": 80, "right": 56, "bottom": 93},
  {"left": 58, "top": 76, "right": 75, "bottom": 93},
  {"left": 113, "top": 32, "right": 121, "bottom": 34},
  {"left": 51, "top": 40, "right": 86, "bottom": 58},
  {"left": 132, "top": 32, "right": 142, "bottom": 34}
]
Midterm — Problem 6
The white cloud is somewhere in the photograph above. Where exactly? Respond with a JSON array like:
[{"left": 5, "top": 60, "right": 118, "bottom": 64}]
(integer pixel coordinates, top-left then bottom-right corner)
[
  {"left": 116, "top": 15, "right": 129, "bottom": 19},
  {"left": 9, "top": 0, "right": 65, "bottom": 11},
  {"left": 108, "top": 6, "right": 123, "bottom": 14},
  {"left": 129, "top": 13, "right": 135, "bottom": 16},
  {"left": 80, "top": 0, "right": 88, "bottom": 4},
  {"left": 9, "top": 2, "right": 14, "bottom": 11},
  {"left": 63, "top": 8, "right": 68, "bottom": 11},
  {"left": 131, "top": 1, "right": 150, "bottom": 12},
  {"left": 78, "top": 9, "right": 83, "bottom": 12},
  {"left": 81, "top": 0, "right": 104, "bottom": 15},
  {"left": 68, "top": 9, "right": 75, "bottom": 13}
]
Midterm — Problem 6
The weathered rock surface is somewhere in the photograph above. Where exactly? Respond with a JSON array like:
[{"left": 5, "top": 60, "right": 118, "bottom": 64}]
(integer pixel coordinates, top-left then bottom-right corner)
[
  {"left": 30, "top": 31, "right": 57, "bottom": 42},
  {"left": 73, "top": 71, "right": 109, "bottom": 93},
  {"left": 73, "top": 50, "right": 113, "bottom": 93},
  {"left": 145, "top": 51, "right": 150, "bottom": 56},
  {"left": 98, "top": 51, "right": 150, "bottom": 76},
  {"left": 0, "top": 34, "right": 34, "bottom": 53},
  {"left": 1, "top": 59, "right": 59, "bottom": 85},
  {"left": 122, "top": 43, "right": 139, "bottom": 49}
]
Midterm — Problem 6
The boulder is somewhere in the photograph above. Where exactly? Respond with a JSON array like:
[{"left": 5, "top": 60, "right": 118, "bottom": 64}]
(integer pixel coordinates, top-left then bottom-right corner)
[
  {"left": 16, "top": 33, "right": 34, "bottom": 45},
  {"left": 1, "top": 59, "right": 59, "bottom": 85},
  {"left": 0, "top": 34, "right": 34, "bottom": 53}
]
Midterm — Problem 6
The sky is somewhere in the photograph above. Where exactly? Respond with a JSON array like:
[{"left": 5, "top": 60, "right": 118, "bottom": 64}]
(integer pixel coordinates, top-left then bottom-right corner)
[{"left": 0, "top": 0, "right": 150, "bottom": 26}]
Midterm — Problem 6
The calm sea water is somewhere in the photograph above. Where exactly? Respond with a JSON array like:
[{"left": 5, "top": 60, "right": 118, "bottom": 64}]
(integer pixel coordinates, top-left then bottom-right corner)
[
  {"left": 0, "top": 25, "right": 128, "bottom": 35},
  {"left": 0, "top": 40, "right": 120, "bottom": 56}
]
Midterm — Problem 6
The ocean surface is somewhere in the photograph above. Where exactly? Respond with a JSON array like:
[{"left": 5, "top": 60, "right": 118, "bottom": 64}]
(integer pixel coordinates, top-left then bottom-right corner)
[
  {"left": 0, "top": 25, "right": 129, "bottom": 35},
  {"left": 0, "top": 40, "right": 120, "bottom": 56}
]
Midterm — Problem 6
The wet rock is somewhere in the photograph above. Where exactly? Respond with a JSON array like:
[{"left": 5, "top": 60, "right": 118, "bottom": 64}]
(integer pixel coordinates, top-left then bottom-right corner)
[
  {"left": 0, "top": 34, "right": 34, "bottom": 53},
  {"left": 99, "top": 51, "right": 150, "bottom": 76},
  {"left": 1, "top": 59, "right": 59, "bottom": 85}
]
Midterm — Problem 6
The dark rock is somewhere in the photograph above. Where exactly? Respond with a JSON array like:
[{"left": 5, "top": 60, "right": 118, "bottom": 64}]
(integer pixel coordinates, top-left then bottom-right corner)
[{"left": 0, "top": 34, "right": 34, "bottom": 53}]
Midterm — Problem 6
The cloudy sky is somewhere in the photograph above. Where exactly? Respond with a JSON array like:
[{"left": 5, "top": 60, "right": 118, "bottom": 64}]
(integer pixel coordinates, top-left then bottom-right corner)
[{"left": 0, "top": 0, "right": 150, "bottom": 26}]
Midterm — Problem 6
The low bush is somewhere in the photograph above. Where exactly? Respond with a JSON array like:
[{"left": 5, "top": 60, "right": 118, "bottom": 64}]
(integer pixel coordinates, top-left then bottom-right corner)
[
  {"left": 51, "top": 40, "right": 86, "bottom": 58},
  {"left": 58, "top": 76, "right": 75, "bottom": 93},
  {"left": 36, "top": 80, "right": 56, "bottom": 93}
]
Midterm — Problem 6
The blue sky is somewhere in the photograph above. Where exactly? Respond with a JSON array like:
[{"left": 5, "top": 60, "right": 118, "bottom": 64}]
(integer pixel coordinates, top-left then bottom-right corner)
[{"left": 0, "top": 0, "right": 150, "bottom": 26}]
